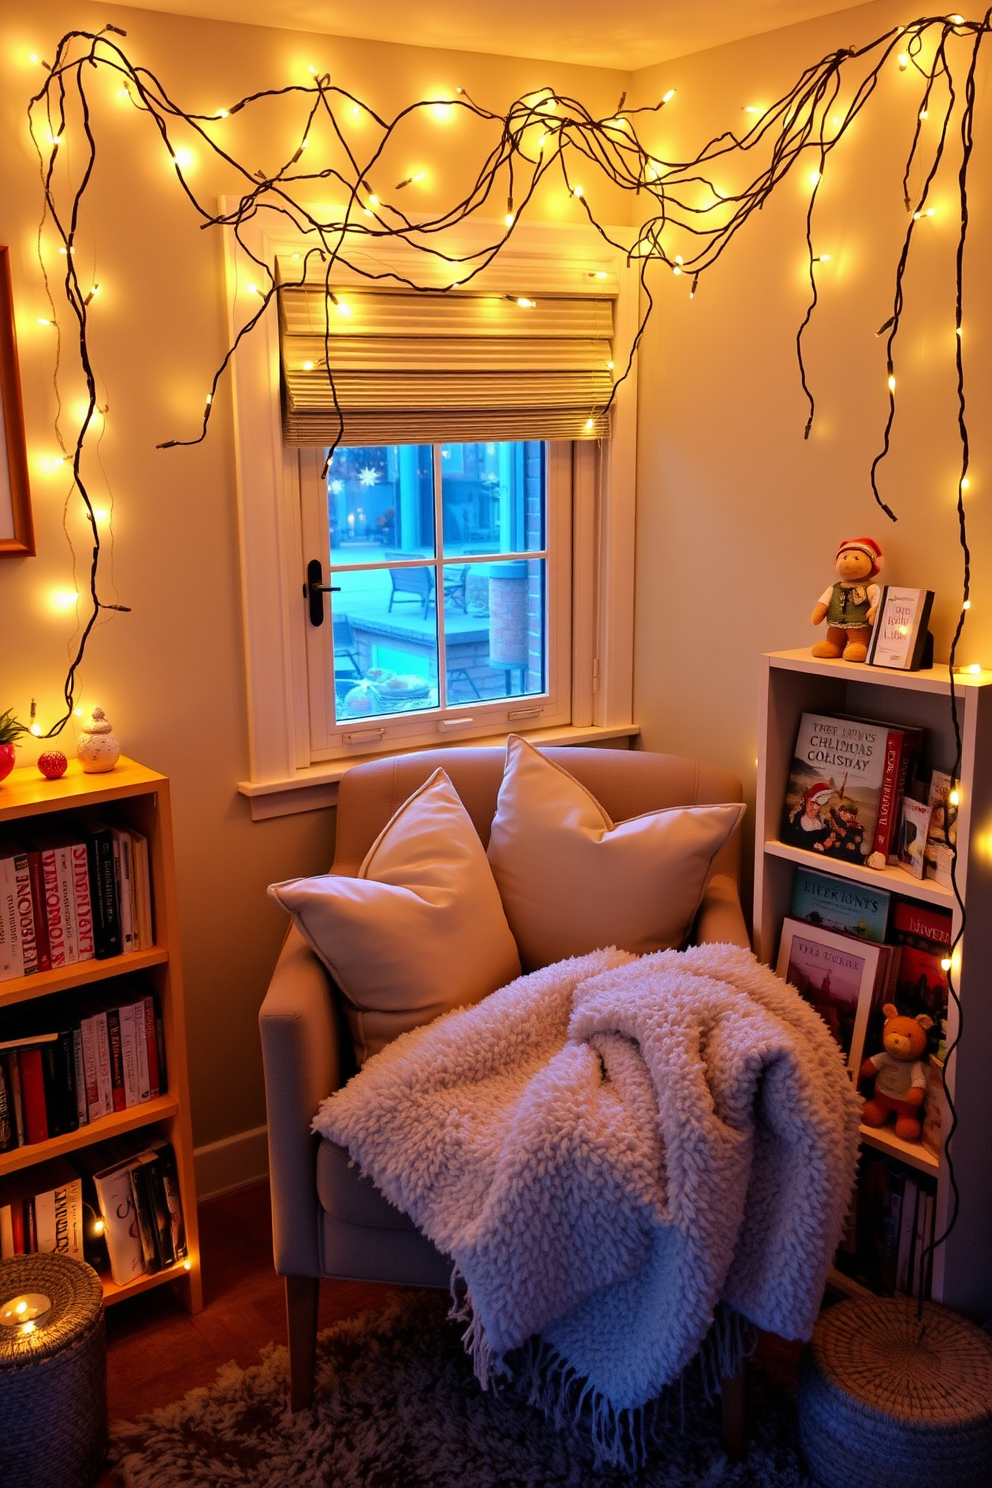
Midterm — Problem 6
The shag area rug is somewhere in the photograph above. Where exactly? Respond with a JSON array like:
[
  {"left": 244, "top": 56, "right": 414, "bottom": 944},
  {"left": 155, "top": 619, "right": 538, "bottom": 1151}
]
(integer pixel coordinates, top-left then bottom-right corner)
[{"left": 112, "top": 1292, "right": 815, "bottom": 1488}]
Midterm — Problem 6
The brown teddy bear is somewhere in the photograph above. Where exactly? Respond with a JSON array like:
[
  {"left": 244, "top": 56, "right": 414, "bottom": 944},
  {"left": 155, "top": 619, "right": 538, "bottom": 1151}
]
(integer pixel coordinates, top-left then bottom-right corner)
[
  {"left": 859, "top": 1003, "right": 933, "bottom": 1142},
  {"left": 811, "top": 537, "right": 883, "bottom": 663}
]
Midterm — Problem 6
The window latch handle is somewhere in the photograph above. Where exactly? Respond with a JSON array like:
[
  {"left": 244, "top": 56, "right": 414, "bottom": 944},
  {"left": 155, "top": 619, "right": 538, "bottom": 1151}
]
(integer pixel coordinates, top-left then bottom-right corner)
[{"left": 305, "top": 558, "right": 339, "bottom": 627}]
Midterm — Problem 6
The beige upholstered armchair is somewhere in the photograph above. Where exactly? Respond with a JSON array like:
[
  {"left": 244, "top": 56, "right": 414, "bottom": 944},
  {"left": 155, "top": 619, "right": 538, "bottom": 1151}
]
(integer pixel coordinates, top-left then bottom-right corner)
[{"left": 258, "top": 744, "right": 749, "bottom": 1420}]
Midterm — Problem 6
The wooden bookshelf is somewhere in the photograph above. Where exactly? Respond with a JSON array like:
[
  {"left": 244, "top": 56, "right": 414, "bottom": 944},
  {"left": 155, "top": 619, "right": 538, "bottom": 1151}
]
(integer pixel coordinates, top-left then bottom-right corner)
[
  {"left": 755, "top": 650, "right": 992, "bottom": 1315},
  {"left": 0, "top": 756, "right": 202, "bottom": 1312}
]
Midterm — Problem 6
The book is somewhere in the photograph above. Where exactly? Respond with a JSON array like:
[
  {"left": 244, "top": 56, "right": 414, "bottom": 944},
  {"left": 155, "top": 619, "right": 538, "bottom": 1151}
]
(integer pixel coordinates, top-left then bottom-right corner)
[
  {"left": 777, "top": 917, "right": 888, "bottom": 1076},
  {"left": 130, "top": 832, "right": 153, "bottom": 949},
  {"left": 0, "top": 1052, "right": 13, "bottom": 1153},
  {"left": 32, "top": 1159, "right": 84, "bottom": 1259},
  {"left": 6, "top": 1051, "right": 25, "bottom": 1147},
  {"left": 91, "top": 1155, "right": 146, "bottom": 1285},
  {"left": 790, "top": 866, "right": 891, "bottom": 942},
  {"left": 867, "top": 587, "right": 935, "bottom": 671},
  {"left": 70, "top": 842, "right": 96, "bottom": 962},
  {"left": 0, "top": 844, "right": 25, "bottom": 979},
  {"left": 922, "top": 1055, "right": 946, "bottom": 1158},
  {"left": 128, "top": 1157, "right": 162, "bottom": 1273},
  {"left": 781, "top": 713, "right": 921, "bottom": 867},
  {"left": 898, "top": 797, "right": 931, "bottom": 879},
  {"left": 24, "top": 847, "right": 52, "bottom": 972},
  {"left": 113, "top": 829, "right": 135, "bottom": 954},
  {"left": 17, "top": 1045, "right": 49, "bottom": 1145},
  {"left": 145, "top": 1136, "right": 185, "bottom": 1261},
  {"left": 924, "top": 771, "right": 958, "bottom": 889},
  {"left": 891, "top": 899, "right": 953, "bottom": 949},
  {"left": 71, "top": 818, "right": 122, "bottom": 959}
]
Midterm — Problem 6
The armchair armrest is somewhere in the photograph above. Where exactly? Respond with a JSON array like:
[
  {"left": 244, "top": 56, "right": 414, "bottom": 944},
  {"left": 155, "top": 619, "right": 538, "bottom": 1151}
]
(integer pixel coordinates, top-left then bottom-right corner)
[
  {"left": 259, "top": 925, "right": 343, "bottom": 1277},
  {"left": 694, "top": 872, "right": 751, "bottom": 950}
]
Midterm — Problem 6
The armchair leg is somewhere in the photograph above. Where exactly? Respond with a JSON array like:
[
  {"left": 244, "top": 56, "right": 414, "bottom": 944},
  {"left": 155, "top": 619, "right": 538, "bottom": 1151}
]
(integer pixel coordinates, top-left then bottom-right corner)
[
  {"left": 720, "top": 1360, "right": 746, "bottom": 1462},
  {"left": 286, "top": 1275, "right": 320, "bottom": 1412}
]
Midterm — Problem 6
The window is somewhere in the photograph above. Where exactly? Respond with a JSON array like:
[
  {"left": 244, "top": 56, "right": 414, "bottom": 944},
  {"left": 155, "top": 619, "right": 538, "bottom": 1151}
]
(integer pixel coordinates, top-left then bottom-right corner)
[
  {"left": 301, "top": 439, "right": 572, "bottom": 755},
  {"left": 224, "top": 212, "right": 638, "bottom": 815}
]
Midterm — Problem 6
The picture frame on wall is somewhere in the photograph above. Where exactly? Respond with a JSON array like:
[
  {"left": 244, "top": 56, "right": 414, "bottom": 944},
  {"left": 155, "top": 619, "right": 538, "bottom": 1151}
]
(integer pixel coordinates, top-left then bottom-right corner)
[
  {"left": 0, "top": 246, "right": 35, "bottom": 558},
  {"left": 867, "top": 586, "right": 935, "bottom": 671}
]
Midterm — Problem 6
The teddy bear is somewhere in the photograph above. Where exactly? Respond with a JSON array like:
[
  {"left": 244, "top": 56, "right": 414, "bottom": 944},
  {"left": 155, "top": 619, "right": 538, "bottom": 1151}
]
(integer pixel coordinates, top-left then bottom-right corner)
[
  {"left": 859, "top": 1003, "right": 933, "bottom": 1142},
  {"left": 811, "top": 538, "right": 883, "bottom": 663}
]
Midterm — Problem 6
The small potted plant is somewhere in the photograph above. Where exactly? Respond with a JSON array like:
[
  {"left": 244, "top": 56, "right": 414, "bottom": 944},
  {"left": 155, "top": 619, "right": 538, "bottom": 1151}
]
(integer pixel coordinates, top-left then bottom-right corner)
[{"left": 0, "top": 709, "right": 27, "bottom": 784}]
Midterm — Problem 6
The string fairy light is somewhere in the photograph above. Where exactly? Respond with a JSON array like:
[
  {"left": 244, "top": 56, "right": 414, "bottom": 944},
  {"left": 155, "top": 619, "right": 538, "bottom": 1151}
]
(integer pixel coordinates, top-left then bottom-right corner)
[{"left": 23, "top": 14, "right": 991, "bottom": 1293}]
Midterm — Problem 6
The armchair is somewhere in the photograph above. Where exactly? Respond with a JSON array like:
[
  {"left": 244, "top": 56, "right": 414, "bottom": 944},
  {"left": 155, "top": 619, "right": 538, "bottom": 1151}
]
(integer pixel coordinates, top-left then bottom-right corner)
[{"left": 259, "top": 744, "right": 750, "bottom": 1432}]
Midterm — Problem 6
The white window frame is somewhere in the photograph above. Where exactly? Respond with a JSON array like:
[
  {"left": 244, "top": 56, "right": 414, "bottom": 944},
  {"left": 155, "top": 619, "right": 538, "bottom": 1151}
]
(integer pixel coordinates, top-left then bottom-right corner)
[
  {"left": 301, "top": 441, "right": 572, "bottom": 757},
  {"left": 223, "top": 204, "right": 639, "bottom": 817}
]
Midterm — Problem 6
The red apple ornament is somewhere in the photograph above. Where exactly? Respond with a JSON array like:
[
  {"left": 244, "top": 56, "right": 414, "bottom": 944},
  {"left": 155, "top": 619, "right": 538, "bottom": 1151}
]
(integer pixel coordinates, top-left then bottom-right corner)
[{"left": 38, "top": 750, "right": 68, "bottom": 780}]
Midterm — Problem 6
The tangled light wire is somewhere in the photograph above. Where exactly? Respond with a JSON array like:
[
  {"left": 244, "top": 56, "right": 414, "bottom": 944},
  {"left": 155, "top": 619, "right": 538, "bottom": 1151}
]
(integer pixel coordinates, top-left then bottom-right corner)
[{"left": 28, "top": 15, "right": 991, "bottom": 1284}]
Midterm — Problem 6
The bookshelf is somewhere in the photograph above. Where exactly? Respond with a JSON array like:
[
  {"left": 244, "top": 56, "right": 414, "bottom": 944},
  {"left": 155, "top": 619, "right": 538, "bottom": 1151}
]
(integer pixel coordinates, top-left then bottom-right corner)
[
  {"left": 0, "top": 756, "right": 202, "bottom": 1312},
  {"left": 755, "top": 650, "right": 992, "bottom": 1316}
]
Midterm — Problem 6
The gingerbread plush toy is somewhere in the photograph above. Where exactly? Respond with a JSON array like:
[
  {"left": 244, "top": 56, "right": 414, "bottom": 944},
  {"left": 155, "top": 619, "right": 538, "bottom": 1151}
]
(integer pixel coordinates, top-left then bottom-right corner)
[
  {"left": 812, "top": 537, "right": 883, "bottom": 663},
  {"left": 859, "top": 1004, "right": 933, "bottom": 1142}
]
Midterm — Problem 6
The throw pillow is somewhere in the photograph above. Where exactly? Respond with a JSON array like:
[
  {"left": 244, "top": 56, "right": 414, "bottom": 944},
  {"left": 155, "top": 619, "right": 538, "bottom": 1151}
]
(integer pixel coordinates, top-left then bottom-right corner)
[
  {"left": 487, "top": 735, "right": 745, "bottom": 970},
  {"left": 269, "top": 768, "right": 521, "bottom": 1064}
]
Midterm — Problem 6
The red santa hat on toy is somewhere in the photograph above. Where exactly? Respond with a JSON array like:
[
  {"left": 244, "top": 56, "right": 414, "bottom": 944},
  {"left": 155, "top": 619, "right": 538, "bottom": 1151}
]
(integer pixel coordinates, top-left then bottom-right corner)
[
  {"left": 837, "top": 537, "right": 883, "bottom": 579},
  {"left": 804, "top": 783, "right": 833, "bottom": 815}
]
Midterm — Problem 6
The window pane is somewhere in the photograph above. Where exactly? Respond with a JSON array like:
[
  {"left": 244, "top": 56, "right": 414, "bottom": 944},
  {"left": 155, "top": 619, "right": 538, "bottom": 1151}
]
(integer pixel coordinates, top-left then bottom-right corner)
[
  {"left": 443, "top": 559, "right": 546, "bottom": 703},
  {"left": 327, "top": 444, "right": 434, "bottom": 567},
  {"left": 331, "top": 568, "right": 439, "bottom": 722},
  {"left": 441, "top": 441, "right": 546, "bottom": 557}
]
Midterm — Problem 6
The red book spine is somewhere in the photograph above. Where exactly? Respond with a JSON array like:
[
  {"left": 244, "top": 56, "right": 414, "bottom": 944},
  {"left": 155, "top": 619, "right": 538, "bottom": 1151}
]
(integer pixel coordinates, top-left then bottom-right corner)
[
  {"left": 42, "top": 850, "right": 67, "bottom": 968},
  {"left": 144, "top": 997, "right": 161, "bottom": 1099},
  {"left": 871, "top": 729, "right": 904, "bottom": 861},
  {"left": 11, "top": 1200, "right": 25, "bottom": 1254},
  {"left": 18, "top": 1048, "right": 49, "bottom": 1145},
  {"left": 26, "top": 852, "right": 51, "bottom": 973},
  {"left": 106, "top": 1009, "right": 126, "bottom": 1113}
]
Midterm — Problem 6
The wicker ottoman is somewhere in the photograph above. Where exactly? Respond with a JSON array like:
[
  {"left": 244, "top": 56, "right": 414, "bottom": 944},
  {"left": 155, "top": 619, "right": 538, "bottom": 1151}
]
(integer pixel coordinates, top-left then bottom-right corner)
[
  {"left": 0, "top": 1254, "right": 107, "bottom": 1488},
  {"left": 797, "top": 1296, "right": 992, "bottom": 1488}
]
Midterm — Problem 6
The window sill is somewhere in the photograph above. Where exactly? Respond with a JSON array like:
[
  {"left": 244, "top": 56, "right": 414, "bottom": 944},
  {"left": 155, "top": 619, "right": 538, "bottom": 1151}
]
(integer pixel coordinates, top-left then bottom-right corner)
[{"left": 237, "top": 722, "right": 641, "bottom": 820}]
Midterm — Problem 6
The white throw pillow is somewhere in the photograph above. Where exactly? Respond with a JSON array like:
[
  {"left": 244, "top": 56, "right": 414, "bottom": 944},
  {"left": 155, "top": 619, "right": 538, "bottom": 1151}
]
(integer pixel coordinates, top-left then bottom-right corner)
[
  {"left": 487, "top": 736, "right": 745, "bottom": 971},
  {"left": 269, "top": 769, "right": 521, "bottom": 1064}
]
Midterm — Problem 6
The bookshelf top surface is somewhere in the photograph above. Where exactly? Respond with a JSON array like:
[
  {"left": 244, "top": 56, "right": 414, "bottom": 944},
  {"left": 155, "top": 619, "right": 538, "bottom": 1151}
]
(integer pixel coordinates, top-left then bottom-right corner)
[
  {"left": 0, "top": 756, "right": 166, "bottom": 821},
  {"left": 765, "top": 649, "right": 992, "bottom": 694}
]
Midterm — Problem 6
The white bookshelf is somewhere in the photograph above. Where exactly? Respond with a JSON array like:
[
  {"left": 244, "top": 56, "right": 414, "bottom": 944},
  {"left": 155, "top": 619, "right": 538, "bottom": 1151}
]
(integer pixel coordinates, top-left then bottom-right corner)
[{"left": 755, "top": 649, "right": 992, "bottom": 1314}]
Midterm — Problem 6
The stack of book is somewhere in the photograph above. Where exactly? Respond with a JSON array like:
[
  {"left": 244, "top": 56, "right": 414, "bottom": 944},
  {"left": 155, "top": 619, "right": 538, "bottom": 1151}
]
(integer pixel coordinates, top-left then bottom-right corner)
[
  {"left": 781, "top": 712, "right": 923, "bottom": 868},
  {"left": 0, "top": 815, "right": 154, "bottom": 980},
  {"left": 777, "top": 865, "right": 949, "bottom": 1083},
  {"left": 0, "top": 988, "right": 166, "bottom": 1150},
  {"left": 835, "top": 1153, "right": 937, "bottom": 1299},
  {"left": 0, "top": 1135, "right": 186, "bottom": 1284}
]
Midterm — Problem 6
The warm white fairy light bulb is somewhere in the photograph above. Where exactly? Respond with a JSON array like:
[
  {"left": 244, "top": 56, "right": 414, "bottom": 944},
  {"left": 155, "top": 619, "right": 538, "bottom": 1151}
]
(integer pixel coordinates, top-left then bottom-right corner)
[
  {"left": 898, "top": 52, "right": 910, "bottom": 69},
  {"left": 888, "top": 374, "right": 897, "bottom": 392},
  {"left": 949, "top": 788, "right": 961, "bottom": 805},
  {"left": 809, "top": 169, "right": 821, "bottom": 186},
  {"left": 662, "top": 89, "right": 676, "bottom": 104}
]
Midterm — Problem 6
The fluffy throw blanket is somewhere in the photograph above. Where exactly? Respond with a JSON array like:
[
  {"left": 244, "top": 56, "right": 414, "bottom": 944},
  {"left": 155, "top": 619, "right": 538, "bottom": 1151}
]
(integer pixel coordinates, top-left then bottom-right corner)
[{"left": 314, "top": 944, "right": 861, "bottom": 1460}]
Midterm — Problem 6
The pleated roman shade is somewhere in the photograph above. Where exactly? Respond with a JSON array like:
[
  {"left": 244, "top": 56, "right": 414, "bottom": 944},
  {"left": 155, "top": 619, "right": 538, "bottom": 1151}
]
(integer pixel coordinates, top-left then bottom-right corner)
[{"left": 278, "top": 277, "right": 615, "bottom": 447}]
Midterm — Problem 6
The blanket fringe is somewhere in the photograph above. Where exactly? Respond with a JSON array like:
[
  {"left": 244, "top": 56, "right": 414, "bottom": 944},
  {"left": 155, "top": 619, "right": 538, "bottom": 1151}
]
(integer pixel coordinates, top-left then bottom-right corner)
[{"left": 449, "top": 1277, "right": 755, "bottom": 1472}]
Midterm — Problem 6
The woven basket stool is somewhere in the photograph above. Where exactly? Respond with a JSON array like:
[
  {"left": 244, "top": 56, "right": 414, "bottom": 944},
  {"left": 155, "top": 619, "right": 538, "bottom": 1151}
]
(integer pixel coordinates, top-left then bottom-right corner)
[
  {"left": 0, "top": 1254, "right": 107, "bottom": 1488},
  {"left": 797, "top": 1296, "right": 992, "bottom": 1488}
]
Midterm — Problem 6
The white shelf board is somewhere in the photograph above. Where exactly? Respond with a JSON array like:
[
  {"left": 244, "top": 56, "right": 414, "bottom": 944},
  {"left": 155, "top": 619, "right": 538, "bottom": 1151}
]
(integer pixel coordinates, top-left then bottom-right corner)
[
  {"left": 859, "top": 1124, "right": 940, "bottom": 1175},
  {"left": 764, "top": 840, "right": 956, "bottom": 908},
  {"left": 766, "top": 648, "right": 992, "bottom": 696}
]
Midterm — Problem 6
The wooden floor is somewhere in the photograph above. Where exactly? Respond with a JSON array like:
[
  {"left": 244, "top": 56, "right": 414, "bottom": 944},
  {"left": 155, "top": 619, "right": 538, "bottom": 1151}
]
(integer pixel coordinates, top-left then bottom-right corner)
[
  {"left": 97, "top": 1179, "right": 404, "bottom": 1485},
  {"left": 96, "top": 1178, "right": 803, "bottom": 1485}
]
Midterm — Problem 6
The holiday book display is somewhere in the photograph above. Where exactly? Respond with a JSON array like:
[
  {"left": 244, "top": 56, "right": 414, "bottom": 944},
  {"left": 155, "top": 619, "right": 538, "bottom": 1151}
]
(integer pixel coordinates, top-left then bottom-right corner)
[{"left": 781, "top": 711, "right": 955, "bottom": 886}]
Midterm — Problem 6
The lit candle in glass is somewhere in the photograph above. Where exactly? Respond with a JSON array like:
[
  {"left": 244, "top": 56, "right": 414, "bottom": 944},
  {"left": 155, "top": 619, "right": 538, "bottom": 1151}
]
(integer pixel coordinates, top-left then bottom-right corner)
[{"left": 0, "top": 1293, "right": 52, "bottom": 1336}]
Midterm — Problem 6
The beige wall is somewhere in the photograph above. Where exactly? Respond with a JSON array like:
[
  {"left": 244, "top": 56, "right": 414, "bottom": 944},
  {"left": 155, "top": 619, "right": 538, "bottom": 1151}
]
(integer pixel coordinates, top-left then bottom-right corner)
[
  {"left": 630, "top": 1, "right": 992, "bottom": 905},
  {"left": 0, "top": 1, "right": 628, "bottom": 1169}
]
